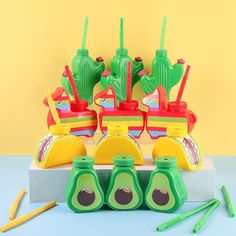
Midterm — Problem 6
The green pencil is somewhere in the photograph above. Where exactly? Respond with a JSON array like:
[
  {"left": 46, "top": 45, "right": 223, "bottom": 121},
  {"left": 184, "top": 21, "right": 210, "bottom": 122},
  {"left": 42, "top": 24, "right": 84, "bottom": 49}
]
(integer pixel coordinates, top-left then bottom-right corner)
[
  {"left": 192, "top": 200, "right": 220, "bottom": 233},
  {"left": 156, "top": 199, "right": 218, "bottom": 232},
  {"left": 221, "top": 185, "right": 235, "bottom": 217}
]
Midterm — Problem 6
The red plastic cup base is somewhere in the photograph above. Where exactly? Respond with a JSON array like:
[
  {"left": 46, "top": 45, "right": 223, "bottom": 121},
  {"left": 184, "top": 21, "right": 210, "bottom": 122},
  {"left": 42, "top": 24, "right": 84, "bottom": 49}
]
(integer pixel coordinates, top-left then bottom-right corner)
[
  {"left": 167, "top": 101, "right": 187, "bottom": 113},
  {"left": 70, "top": 100, "right": 88, "bottom": 112},
  {"left": 119, "top": 100, "right": 139, "bottom": 111}
]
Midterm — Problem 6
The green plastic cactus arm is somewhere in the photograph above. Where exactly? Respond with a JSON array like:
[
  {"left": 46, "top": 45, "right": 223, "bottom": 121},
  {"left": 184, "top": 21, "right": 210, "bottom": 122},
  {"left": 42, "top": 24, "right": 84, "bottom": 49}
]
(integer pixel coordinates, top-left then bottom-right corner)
[
  {"left": 111, "top": 76, "right": 123, "bottom": 102},
  {"left": 94, "top": 57, "right": 105, "bottom": 80},
  {"left": 132, "top": 57, "right": 144, "bottom": 86},
  {"left": 61, "top": 74, "right": 73, "bottom": 95},
  {"left": 100, "top": 70, "right": 112, "bottom": 89},
  {"left": 170, "top": 59, "right": 185, "bottom": 87},
  {"left": 100, "top": 70, "right": 124, "bottom": 103},
  {"left": 139, "top": 72, "right": 156, "bottom": 94}
]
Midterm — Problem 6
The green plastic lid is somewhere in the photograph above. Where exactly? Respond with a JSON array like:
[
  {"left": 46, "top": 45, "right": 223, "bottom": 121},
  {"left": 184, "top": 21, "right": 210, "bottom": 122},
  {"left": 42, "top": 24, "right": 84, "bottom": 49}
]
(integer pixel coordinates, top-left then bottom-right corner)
[
  {"left": 155, "top": 49, "right": 167, "bottom": 57},
  {"left": 73, "top": 156, "right": 94, "bottom": 168},
  {"left": 116, "top": 49, "right": 128, "bottom": 56},
  {"left": 155, "top": 156, "right": 176, "bottom": 168},
  {"left": 113, "top": 155, "right": 134, "bottom": 167},
  {"left": 77, "top": 49, "right": 89, "bottom": 56}
]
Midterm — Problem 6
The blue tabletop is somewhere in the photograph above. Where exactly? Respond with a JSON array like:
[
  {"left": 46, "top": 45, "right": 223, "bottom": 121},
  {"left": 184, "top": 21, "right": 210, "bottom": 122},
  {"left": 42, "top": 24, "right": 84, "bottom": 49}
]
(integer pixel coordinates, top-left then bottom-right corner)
[{"left": 0, "top": 156, "right": 235, "bottom": 235}]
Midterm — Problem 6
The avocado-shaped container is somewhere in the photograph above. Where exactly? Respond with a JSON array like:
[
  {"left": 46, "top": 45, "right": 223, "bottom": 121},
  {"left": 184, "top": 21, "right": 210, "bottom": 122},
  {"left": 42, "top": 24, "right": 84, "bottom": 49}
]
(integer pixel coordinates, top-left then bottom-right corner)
[
  {"left": 106, "top": 155, "right": 143, "bottom": 210},
  {"left": 65, "top": 156, "right": 104, "bottom": 212},
  {"left": 145, "top": 156, "right": 187, "bottom": 213}
]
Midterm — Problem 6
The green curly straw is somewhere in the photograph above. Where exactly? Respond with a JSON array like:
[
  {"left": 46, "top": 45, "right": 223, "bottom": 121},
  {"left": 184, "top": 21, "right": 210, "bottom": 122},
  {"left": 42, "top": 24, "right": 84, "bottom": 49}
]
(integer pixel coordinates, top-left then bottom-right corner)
[
  {"left": 81, "top": 16, "right": 89, "bottom": 50},
  {"left": 120, "top": 17, "right": 124, "bottom": 50},
  {"left": 160, "top": 16, "right": 167, "bottom": 50}
]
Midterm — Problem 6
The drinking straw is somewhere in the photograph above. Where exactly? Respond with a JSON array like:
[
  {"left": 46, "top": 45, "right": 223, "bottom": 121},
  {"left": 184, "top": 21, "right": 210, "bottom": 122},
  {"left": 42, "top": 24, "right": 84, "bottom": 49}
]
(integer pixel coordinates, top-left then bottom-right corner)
[
  {"left": 8, "top": 189, "right": 26, "bottom": 220},
  {"left": 0, "top": 201, "right": 57, "bottom": 232}
]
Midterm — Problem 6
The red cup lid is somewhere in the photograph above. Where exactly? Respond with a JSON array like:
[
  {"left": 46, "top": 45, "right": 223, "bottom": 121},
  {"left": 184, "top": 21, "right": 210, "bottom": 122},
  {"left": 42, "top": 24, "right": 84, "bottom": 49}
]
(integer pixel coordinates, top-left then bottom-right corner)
[
  {"left": 167, "top": 101, "right": 187, "bottom": 113},
  {"left": 119, "top": 100, "right": 138, "bottom": 111},
  {"left": 70, "top": 100, "right": 88, "bottom": 112}
]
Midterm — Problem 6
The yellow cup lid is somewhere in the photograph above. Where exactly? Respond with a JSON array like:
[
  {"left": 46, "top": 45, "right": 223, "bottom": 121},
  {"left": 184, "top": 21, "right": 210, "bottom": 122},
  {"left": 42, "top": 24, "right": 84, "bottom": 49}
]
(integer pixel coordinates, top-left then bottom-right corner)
[
  {"left": 49, "top": 124, "right": 70, "bottom": 135},
  {"left": 167, "top": 126, "right": 187, "bottom": 138},
  {"left": 107, "top": 123, "right": 128, "bottom": 135}
]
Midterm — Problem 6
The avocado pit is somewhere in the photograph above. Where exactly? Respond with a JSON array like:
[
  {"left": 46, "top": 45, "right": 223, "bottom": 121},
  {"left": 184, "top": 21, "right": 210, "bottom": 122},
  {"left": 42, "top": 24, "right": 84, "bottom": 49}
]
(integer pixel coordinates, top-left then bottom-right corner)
[
  {"left": 77, "top": 188, "right": 95, "bottom": 206},
  {"left": 115, "top": 187, "right": 133, "bottom": 205},
  {"left": 152, "top": 188, "right": 169, "bottom": 206}
]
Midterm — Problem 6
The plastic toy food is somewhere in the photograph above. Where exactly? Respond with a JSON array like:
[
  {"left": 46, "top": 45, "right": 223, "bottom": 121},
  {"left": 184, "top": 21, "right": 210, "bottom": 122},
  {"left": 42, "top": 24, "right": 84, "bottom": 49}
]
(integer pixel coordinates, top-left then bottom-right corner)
[
  {"left": 152, "top": 127, "right": 203, "bottom": 171},
  {"left": 145, "top": 156, "right": 187, "bottom": 213},
  {"left": 93, "top": 123, "right": 143, "bottom": 165},
  {"left": 139, "top": 16, "right": 185, "bottom": 99},
  {"left": 61, "top": 17, "right": 105, "bottom": 104},
  {"left": 34, "top": 125, "right": 86, "bottom": 168},
  {"left": 100, "top": 17, "right": 143, "bottom": 103},
  {"left": 65, "top": 156, "right": 104, "bottom": 213},
  {"left": 142, "top": 65, "right": 197, "bottom": 139},
  {"left": 106, "top": 155, "right": 143, "bottom": 210},
  {"left": 35, "top": 89, "right": 87, "bottom": 168},
  {"left": 95, "top": 62, "right": 146, "bottom": 138},
  {"left": 43, "top": 86, "right": 97, "bottom": 137}
]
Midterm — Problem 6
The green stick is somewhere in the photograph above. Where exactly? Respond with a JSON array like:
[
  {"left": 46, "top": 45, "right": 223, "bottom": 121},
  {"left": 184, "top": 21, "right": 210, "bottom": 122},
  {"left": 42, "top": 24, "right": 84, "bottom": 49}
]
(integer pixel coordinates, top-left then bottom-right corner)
[
  {"left": 156, "top": 199, "right": 218, "bottom": 232},
  {"left": 120, "top": 17, "right": 124, "bottom": 50},
  {"left": 81, "top": 16, "right": 89, "bottom": 50},
  {"left": 160, "top": 16, "right": 167, "bottom": 50},
  {"left": 221, "top": 185, "right": 235, "bottom": 217},
  {"left": 193, "top": 200, "right": 220, "bottom": 233}
]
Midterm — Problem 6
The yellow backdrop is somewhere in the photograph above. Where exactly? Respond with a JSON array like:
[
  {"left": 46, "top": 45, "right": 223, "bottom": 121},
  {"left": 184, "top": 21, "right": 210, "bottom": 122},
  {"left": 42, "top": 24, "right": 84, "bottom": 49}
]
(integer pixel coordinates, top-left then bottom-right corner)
[{"left": 0, "top": 0, "right": 235, "bottom": 155}]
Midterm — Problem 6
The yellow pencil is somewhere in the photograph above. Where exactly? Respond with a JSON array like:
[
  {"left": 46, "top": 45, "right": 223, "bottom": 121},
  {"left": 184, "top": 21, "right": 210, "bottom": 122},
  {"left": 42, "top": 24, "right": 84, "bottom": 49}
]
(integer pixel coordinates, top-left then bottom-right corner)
[
  {"left": 0, "top": 201, "right": 57, "bottom": 232},
  {"left": 9, "top": 188, "right": 26, "bottom": 220}
]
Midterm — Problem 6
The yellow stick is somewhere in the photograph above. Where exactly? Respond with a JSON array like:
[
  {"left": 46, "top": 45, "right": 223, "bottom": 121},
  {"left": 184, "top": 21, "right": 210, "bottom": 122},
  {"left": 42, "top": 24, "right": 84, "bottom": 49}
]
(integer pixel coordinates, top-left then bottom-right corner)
[
  {"left": 0, "top": 201, "right": 57, "bottom": 232},
  {"left": 9, "top": 188, "right": 26, "bottom": 220},
  {"left": 46, "top": 89, "right": 61, "bottom": 126}
]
